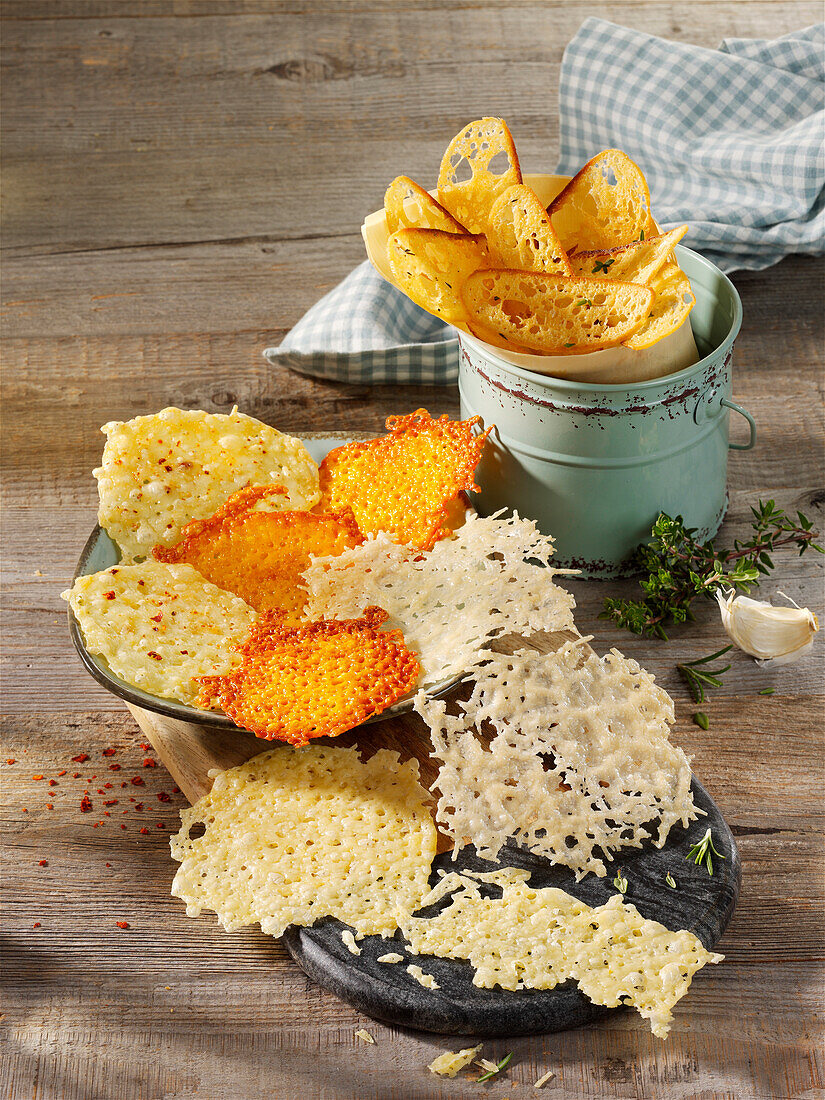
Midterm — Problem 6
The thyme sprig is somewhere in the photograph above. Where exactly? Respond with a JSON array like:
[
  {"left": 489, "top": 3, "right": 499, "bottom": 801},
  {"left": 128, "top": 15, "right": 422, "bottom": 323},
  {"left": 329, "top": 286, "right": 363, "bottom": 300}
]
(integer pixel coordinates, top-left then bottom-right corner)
[
  {"left": 685, "top": 828, "right": 725, "bottom": 876},
  {"left": 477, "top": 1053, "right": 513, "bottom": 1083},
  {"left": 677, "top": 645, "right": 733, "bottom": 703},
  {"left": 601, "top": 501, "right": 822, "bottom": 640}
]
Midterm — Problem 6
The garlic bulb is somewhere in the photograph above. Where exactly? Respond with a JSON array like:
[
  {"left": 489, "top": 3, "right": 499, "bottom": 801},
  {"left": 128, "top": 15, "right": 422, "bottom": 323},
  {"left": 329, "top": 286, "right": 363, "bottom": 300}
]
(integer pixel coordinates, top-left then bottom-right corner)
[{"left": 715, "top": 589, "right": 819, "bottom": 665}]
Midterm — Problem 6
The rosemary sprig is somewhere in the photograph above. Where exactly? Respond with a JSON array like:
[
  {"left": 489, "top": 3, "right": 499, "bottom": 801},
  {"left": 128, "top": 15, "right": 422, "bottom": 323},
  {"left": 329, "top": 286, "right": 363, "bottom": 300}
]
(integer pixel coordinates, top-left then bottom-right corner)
[
  {"left": 477, "top": 1053, "right": 513, "bottom": 1083},
  {"left": 665, "top": 872, "right": 677, "bottom": 889},
  {"left": 613, "top": 868, "right": 628, "bottom": 894},
  {"left": 601, "top": 501, "right": 822, "bottom": 640},
  {"left": 685, "top": 827, "right": 725, "bottom": 876},
  {"left": 677, "top": 645, "right": 733, "bottom": 703}
]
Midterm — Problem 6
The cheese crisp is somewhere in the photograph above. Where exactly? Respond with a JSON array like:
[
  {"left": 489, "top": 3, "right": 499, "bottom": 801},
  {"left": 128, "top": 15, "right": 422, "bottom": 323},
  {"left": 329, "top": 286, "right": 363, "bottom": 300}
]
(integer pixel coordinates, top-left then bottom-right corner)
[
  {"left": 303, "top": 512, "right": 576, "bottom": 687},
  {"left": 95, "top": 406, "right": 320, "bottom": 559},
  {"left": 170, "top": 745, "right": 437, "bottom": 939},
  {"left": 153, "top": 485, "right": 362, "bottom": 620},
  {"left": 401, "top": 869, "right": 723, "bottom": 1039},
  {"left": 416, "top": 637, "right": 698, "bottom": 878},
  {"left": 318, "top": 409, "right": 490, "bottom": 550},
  {"left": 62, "top": 561, "right": 257, "bottom": 706},
  {"left": 198, "top": 607, "right": 421, "bottom": 743}
]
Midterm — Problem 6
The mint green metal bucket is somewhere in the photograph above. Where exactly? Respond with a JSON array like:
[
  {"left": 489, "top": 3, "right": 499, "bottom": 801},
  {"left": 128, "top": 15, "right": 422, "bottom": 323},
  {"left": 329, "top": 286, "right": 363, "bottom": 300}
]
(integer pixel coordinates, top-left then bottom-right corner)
[{"left": 458, "top": 247, "right": 754, "bottom": 578}]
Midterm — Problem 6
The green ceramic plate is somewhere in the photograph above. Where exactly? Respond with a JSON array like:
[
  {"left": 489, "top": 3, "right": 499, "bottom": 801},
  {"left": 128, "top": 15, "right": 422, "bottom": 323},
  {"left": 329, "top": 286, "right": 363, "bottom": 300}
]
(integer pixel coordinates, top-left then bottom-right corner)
[{"left": 67, "top": 431, "right": 462, "bottom": 730}]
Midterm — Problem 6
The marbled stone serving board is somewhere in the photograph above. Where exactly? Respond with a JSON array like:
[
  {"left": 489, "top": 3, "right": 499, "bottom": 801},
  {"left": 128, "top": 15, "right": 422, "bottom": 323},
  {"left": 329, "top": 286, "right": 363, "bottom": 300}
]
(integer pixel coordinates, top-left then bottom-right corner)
[{"left": 283, "top": 777, "right": 740, "bottom": 1037}]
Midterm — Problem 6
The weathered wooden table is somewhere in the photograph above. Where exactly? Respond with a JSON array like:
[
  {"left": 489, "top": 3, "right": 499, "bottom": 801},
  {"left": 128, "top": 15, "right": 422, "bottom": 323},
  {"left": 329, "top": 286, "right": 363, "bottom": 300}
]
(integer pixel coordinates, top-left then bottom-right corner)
[{"left": 2, "top": 3, "right": 823, "bottom": 1098}]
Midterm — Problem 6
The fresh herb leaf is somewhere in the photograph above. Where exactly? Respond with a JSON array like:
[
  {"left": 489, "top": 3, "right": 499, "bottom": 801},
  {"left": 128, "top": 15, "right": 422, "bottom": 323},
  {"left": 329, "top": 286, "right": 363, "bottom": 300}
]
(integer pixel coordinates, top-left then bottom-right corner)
[
  {"left": 592, "top": 258, "right": 615, "bottom": 274},
  {"left": 665, "top": 872, "right": 677, "bottom": 889},
  {"left": 693, "top": 711, "right": 709, "bottom": 729},
  {"left": 613, "top": 869, "right": 628, "bottom": 894},
  {"left": 477, "top": 1053, "right": 513, "bottom": 1083},
  {"left": 575, "top": 297, "right": 593, "bottom": 308},
  {"left": 639, "top": 228, "right": 645, "bottom": 241},
  {"left": 759, "top": 687, "right": 775, "bottom": 695},
  {"left": 685, "top": 827, "right": 724, "bottom": 876},
  {"left": 564, "top": 342, "right": 576, "bottom": 348}
]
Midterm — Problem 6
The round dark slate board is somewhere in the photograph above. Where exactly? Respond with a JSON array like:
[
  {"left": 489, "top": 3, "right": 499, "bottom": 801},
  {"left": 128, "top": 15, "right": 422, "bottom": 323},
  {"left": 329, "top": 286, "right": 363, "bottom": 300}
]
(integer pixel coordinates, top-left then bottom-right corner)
[{"left": 283, "top": 776, "right": 740, "bottom": 1037}]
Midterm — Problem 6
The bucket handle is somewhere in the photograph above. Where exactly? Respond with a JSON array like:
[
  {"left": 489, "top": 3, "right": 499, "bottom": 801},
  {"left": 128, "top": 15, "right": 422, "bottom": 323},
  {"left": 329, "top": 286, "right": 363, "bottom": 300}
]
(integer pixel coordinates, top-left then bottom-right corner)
[{"left": 722, "top": 398, "right": 756, "bottom": 451}]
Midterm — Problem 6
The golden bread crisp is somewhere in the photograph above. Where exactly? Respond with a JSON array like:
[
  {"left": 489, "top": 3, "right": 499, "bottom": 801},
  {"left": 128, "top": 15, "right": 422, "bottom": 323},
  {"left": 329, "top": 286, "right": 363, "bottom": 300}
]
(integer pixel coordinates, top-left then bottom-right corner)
[
  {"left": 317, "top": 409, "right": 491, "bottom": 550},
  {"left": 170, "top": 744, "right": 437, "bottom": 939},
  {"left": 95, "top": 406, "right": 319, "bottom": 559},
  {"left": 548, "top": 149, "right": 653, "bottom": 252},
  {"left": 487, "top": 185, "right": 572, "bottom": 275},
  {"left": 569, "top": 225, "right": 688, "bottom": 285},
  {"left": 461, "top": 270, "right": 654, "bottom": 354},
  {"left": 153, "top": 485, "right": 363, "bottom": 620},
  {"left": 437, "top": 117, "right": 522, "bottom": 233},
  {"left": 62, "top": 561, "right": 257, "bottom": 707},
  {"left": 198, "top": 606, "right": 421, "bottom": 744},
  {"left": 387, "top": 228, "right": 488, "bottom": 324},
  {"left": 624, "top": 259, "right": 695, "bottom": 349},
  {"left": 467, "top": 319, "right": 534, "bottom": 354},
  {"left": 385, "top": 176, "right": 466, "bottom": 233}
]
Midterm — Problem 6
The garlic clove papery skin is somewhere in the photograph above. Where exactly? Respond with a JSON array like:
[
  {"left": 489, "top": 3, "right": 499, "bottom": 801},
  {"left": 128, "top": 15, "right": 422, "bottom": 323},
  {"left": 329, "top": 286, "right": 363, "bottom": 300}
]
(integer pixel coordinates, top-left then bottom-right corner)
[{"left": 716, "top": 589, "right": 819, "bottom": 665}]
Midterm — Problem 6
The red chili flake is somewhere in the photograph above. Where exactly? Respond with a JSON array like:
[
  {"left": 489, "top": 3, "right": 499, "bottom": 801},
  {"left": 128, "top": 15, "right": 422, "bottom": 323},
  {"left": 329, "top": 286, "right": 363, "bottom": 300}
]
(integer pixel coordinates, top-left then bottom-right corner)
[
  {"left": 147, "top": 651, "right": 162, "bottom": 661},
  {"left": 72, "top": 773, "right": 81, "bottom": 778},
  {"left": 143, "top": 758, "right": 157, "bottom": 768},
  {"left": 109, "top": 764, "right": 121, "bottom": 771},
  {"left": 33, "top": 775, "right": 44, "bottom": 781},
  {"left": 172, "top": 786, "right": 180, "bottom": 794},
  {"left": 140, "top": 743, "right": 152, "bottom": 751},
  {"left": 6, "top": 758, "right": 16, "bottom": 765},
  {"left": 135, "top": 802, "right": 144, "bottom": 810},
  {"left": 131, "top": 776, "right": 145, "bottom": 787},
  {"left": 116, "top": 921, "right": 130, "bottom": 930},
  {"left": 39, "top": 860, "right": 48, "bottom": 866},
  {"left": 156, "top": 822, "right": 164, "bottom": 829},
  {"left": 93, "top": 822, "right": 100, "bottom": 828},
  {"left": 104, "top": 799, "right": 118, "bottom": 807},
  {"left": 106, "top": 863, "right": 111, "bottom": 867},
  {"left": 104, "top": 782, "right": 113, "bottom": 789},
  {"left": 57, "top": 770, "right": 67, "bottom": 777},
  {"left": 157, "top": 792, "right": 171, "bottom": 803},
  {"left": 102, "top": 749, "right": 117, "bottom": 757},
  {"left": 121, "top": 782, "right": 128, "bottom": 788},
  {"left": 139, "top": 827, "right": 150, "bottom": 835},
  {"left": 49, "top": 779, "right": 57, "bottom": 786},
  {"left": 150, "top": 613, "right": 162, "bottom": 623},
  {"left": 120, "top": 824, "right": 127, "bottom": 829},
  {"left": 97, "top": 789, "right": 105, "bottom": 795},
  {"left": 47, "top": 803, "right": 53, "bottom": 809},
  {"left": 22, "top": 808, "right": 28, "bottom": 813},
  {"left": 91, "top": 775, "right": 97, "bottom": 780},
  {"left": 80, "top": 794, "right": 93, "bottom": 813},
  {"left": 72, "top": 754, "right": 89, "bottom": 763},
  {"left": 104, "top": 591, "right": 116, "bottom": 600},
  {"left": 33, "top": 922, "right": 41, "bottom": 928},
  {"left": 104, "top": 812, "right": 111, "bottom": 817}
]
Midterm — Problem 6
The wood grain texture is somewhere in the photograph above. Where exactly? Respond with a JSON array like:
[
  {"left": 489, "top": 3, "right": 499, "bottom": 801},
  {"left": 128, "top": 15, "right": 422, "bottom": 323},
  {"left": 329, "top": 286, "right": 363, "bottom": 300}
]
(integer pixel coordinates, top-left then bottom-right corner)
[{"left": 1, "top": 2, "right": 823, "bottom": 1098}]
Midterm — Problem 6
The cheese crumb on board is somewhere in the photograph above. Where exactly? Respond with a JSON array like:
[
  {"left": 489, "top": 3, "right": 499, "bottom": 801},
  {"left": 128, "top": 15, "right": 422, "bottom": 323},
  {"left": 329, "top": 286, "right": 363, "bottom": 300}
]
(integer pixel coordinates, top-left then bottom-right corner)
[
  {"left": 355, "top": 1029, "right": 375, "bottom": 1044},
  {"left": 95, "top": 406, "right": 319, "bottom": 559},
  {"left": 428, "top": 1045, "right": 483, "bottom": 1078},
  {"left": 407, "top": 964, "right": 439, "bottom": 990},
  {"left": 303, "top": 511, "right": 575, "bottom": 686},
  {"left": 170, "top": 745, "right": 437, "bottom": 939},
  {"left": 63, "top": 561, "right": 257, "bottom": 706},
  {"left": 341, "top": 930, "right": 362, "bottom": 955},
  {"left": 416, "top": 636, "right": 697, "bottom": 878},
  {"left": 377, "top": 953, "right": 404, "bottom": 964},
  {"left": 534, "top": 1069, "right": 555, "bottom": 1088},
  {"left": 400, "top": 870, "right": 723, "bottom": 1039}
]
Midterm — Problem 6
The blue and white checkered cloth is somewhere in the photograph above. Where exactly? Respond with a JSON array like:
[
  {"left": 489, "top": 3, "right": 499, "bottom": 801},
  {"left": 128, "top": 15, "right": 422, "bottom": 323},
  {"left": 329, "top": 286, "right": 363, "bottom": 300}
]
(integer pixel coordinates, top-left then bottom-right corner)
[{"left": 264, "top": 20, "right": 824, "bottom": 386}]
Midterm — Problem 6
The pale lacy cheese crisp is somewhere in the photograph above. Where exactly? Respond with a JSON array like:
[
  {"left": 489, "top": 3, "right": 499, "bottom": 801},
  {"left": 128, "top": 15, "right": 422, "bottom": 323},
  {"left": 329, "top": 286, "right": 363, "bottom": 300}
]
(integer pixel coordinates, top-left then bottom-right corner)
[
  {"left": 428, "top": 1045, "right": 482, "bottom": 1078},
  {"left": 169, "top": 745, "right": 437, "bottom": 939},
  {"left": 416, "top": 637, "right": 698, "bottom": 878},
  {"left": 401, "top": 869, "right": 723, "bottom": 1039},
  {"left": 95, "top": 406, "right": 320, "bottom": 559},
  {"left": 62, "top": 560, "right": 257, "bottom": 706},
  {"left": 302, "top": 512, "right": 576, "bottom": 686}
]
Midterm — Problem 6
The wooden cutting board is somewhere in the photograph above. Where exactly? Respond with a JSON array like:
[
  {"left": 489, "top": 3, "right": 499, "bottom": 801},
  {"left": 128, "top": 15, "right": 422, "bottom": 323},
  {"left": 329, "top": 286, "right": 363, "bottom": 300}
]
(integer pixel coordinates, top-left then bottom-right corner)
[{"left": 125, "top": 631, "right": 741, "bottom": 1037}]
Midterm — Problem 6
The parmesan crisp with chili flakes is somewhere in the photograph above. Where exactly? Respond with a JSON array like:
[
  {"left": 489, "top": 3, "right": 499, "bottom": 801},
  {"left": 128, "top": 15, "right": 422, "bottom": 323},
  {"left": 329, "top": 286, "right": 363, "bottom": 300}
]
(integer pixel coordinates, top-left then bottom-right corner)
[
  {"left": 153, "top": 485, "right": 363, "bottom": 621},
  {"left": 198, "top": 606, "right": 421, "bottom": 743},
  {"left": 95, "top": 406, "right": 320, "bottom": 560},
  {"left": 318, "top": 410, "right": 490, "bottom": 550},
  {"left": 62, "top": 561, "right": 257, "bottom": 706},
  {"left": 170, "top": 744, "right": 437, "bottom": 939}
]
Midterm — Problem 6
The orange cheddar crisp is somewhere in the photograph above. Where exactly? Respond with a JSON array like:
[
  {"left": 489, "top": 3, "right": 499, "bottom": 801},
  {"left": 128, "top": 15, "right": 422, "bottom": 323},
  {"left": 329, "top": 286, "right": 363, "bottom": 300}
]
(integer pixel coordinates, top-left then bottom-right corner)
[
  {"left": 318, "top": 410, "right": 490, "bottom": 550},
  {"left": 153, "top": 485, "right": 363, "bottom": 621},
  {"left": 198, "top": 607, "right": 421, "bottom": 744}
]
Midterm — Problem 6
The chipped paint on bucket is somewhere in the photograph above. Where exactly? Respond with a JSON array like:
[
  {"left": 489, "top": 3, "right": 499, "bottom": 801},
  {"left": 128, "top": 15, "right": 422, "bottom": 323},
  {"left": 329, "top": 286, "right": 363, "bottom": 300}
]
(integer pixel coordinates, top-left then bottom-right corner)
[{"left": 458, "top": 247, "right": 753, "bottom": 578}]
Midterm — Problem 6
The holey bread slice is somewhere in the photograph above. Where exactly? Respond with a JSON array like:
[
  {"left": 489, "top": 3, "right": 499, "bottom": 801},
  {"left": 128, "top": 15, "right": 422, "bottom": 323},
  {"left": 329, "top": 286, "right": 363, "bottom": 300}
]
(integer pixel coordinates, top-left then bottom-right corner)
[
  {"left": 461, "top": 270, "right": 653, "bottom": 354},
  {"left": 400, "top": 869, "right": 723, "bottom": 1039},
  {"left": 487, "top": 185, "right": 572, "bottom": 275},
  {"left": 95, "top": 407, "right": 320, "bottom": 559},
  {"left": 170, "top": 745, "right": 437, "bottom": 939},
  {"left": 624, "top": 259, "right": 696, "bottom": 349},
  {"left": 62, "top": 560, "right": 257, "bottom": 707},
  {"left": 568, "top": 225, "right": 689, "bottom": 285},
  {"left": 437, "top": 117, "right": 522, "bottom": 233},
  {"left": 384, "top": 176, "right": 467, "bottom": 234},
  {"left": 415, "top": 636, "right": 698, "bottom": 878},
  {"left": 387, "top": 229, "right": 489, "bottom": 325},
  {"left": 302, "top": 511, "right": 576, "bottom": 687}
]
